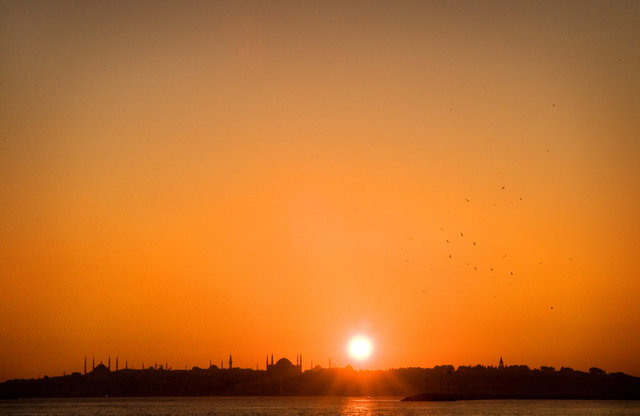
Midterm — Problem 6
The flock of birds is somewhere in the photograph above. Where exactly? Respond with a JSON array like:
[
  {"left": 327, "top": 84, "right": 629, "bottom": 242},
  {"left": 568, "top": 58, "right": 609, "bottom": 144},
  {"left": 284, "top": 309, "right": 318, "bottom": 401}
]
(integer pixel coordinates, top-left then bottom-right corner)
[
  {"left": 439, "top": 185, "right": 520, "bottom": 277},
  {"left": 410, "top": 183, "right": 572, "bottom": 311}
]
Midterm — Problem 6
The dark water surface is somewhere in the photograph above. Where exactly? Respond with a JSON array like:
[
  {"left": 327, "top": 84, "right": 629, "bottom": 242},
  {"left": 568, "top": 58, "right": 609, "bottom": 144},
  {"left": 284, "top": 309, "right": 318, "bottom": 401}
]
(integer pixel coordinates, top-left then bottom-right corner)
[{"left": 1, "top": 396, "right": 639, "bottom": 416}]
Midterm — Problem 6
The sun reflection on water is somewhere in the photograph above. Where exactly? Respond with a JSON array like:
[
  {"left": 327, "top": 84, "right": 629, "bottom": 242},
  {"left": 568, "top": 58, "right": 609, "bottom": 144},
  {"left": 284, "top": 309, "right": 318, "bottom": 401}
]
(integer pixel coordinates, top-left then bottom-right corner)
[{"left": 339, "top": 397, "right": 378, "bottom": 416}]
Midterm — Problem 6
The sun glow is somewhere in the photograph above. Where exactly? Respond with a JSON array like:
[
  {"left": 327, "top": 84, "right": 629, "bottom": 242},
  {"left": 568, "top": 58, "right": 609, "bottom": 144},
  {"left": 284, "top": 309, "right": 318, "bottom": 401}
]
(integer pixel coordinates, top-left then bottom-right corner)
[{"left": 348, "top": 335, "right": 373, "bottom": 361}]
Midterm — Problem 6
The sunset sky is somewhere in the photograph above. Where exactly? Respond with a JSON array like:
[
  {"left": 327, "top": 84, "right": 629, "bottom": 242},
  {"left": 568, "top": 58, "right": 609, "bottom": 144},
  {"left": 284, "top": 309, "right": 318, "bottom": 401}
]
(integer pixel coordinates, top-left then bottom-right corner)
[{"left": 1, "top": 1, "right": 639, "bottom": 381}]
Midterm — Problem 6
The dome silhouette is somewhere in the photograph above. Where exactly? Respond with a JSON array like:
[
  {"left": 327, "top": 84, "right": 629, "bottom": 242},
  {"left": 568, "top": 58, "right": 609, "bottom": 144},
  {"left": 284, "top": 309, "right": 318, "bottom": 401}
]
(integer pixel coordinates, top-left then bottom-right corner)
[{"left": 275, "top": 358, "right": 294, "bottom": 368}]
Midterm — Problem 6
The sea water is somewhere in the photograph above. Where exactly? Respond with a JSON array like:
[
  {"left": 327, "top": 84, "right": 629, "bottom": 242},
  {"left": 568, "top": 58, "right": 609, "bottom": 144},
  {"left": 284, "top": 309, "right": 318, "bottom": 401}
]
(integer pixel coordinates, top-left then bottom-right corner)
[{"left": 1, "top": 396, "right": 639, "bottom": 416}]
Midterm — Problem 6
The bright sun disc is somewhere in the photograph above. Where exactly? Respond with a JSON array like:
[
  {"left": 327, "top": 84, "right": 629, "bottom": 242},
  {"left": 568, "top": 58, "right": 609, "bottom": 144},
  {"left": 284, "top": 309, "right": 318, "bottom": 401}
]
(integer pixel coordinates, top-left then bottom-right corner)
[{"left": 348, "top": 335, "right": 373, "bottom": 361}]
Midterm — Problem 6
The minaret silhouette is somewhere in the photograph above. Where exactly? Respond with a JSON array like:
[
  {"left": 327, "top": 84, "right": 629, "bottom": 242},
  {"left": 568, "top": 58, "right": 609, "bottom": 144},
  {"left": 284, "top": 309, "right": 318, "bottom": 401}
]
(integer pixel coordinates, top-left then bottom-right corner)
[
  {"left": 229, "top": 354, "right": 232, "bottom": 369},
  {"left": 499, "top": 357, "right": 505, "bottom": 369},
  {"left": 125, "top": 360, "right": 128, "bottom": 370},
  {"left": 92, "top": 356, "right": 95, "bottom": 371},
  {"left": 271, "top": 354, "right": 274, "bottom": 365},
  {"left": 108, "top": 356, "right": 111, "bottom": 371}
]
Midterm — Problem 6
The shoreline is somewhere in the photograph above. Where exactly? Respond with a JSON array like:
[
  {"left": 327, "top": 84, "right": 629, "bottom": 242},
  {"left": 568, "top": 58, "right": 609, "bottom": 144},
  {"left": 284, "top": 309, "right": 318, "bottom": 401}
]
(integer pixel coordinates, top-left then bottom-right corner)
[{"left": 402, "top": 393, "right": 640, "bottom": 401}]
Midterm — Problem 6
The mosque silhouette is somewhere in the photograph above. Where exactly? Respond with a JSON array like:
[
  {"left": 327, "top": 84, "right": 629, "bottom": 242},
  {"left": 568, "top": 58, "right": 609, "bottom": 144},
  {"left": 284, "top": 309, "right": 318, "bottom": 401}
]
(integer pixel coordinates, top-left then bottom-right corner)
[{"left": 265, "top": 354, "right": 303, "bottom": 377}]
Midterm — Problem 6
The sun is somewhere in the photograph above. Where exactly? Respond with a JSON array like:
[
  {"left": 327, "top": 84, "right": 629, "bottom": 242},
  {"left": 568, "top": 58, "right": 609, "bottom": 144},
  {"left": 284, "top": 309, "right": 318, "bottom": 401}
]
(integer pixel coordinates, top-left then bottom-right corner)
[{"left": 347, "top": 335, "right": 373, "bottom": 361}]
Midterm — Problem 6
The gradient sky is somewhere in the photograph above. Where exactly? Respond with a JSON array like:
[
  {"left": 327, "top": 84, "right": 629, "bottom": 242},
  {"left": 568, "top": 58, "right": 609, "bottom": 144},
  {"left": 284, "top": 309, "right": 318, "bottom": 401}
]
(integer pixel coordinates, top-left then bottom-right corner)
[{"left": 1, "top": 0, "right": 639, "bottom": 381}]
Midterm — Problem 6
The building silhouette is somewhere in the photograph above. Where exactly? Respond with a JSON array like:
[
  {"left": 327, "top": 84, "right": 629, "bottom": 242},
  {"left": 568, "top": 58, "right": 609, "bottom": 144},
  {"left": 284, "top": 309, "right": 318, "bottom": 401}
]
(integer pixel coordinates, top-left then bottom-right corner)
[{"left": 266, "top": 354, "right": 302, "bottom": 376}]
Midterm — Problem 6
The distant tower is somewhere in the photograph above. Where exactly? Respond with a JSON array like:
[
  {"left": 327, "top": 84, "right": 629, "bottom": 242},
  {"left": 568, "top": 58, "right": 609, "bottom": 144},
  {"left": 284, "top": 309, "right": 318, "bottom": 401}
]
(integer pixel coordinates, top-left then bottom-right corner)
[
  {"left": 266, "top": 355, "right": 268, "bottom": 369},
  {"left": 108, "top": 356, "right": 111, "bottom": 371},
  {"left": 271, "top": 354, "right": 274, "bottom": 365},
  {"left": 229, "top": 354, "right": 233, "bottom": 369},
  {"left": 165, "top": 361, "right": 168, "bottom": 370},
  {"left": 125, "top": 360, "right": 128, "bottom": 370},
  {"left": 92, "top": 356, "right": 95, "bottom": 371},
  {"left": 499, "top": 357, "right": 505, "bottom": 369},
  {"left": 84, "top": 356, "right": 87, "bottom": 375}
]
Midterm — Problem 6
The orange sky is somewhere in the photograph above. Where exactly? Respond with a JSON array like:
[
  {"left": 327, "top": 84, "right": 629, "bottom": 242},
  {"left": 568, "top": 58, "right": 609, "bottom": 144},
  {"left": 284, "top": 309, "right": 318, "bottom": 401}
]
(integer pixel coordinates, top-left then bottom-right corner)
[{"left": 1, "top": 1, "right": 639, "bottom": 381}]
